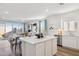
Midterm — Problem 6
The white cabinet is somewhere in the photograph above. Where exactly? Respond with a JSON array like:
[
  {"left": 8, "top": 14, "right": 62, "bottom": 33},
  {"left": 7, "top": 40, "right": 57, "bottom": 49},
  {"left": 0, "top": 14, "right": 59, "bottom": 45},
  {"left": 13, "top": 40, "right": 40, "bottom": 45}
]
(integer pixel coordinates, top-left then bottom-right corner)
[
  {"left": 77, "top": 39, "right": 79, "bottom": 49},
  {"left": 36, "top": 40, "right": 53, "bottom": 56},
  {"left": 64, "top": 21, "right": 78, "bottom": 31},
  {"left": 36, "top": 43, "right": 45, "bottom": 56},
  {"left": 72, "top": 37, "right": 77, "bottom": 48},
  {"left": 62, "top": 36, "right": 75, "bottom": 48},
  {"left": 45, "top": 40, "right": 51, "bottom": 56},
  {"left": 64, "top": 22, "right": 69, "bottom": 31},
  {"left": 22, "top": 42, "right": 36, "bottom": 56},
  {"left": 52, "top": 38, "right": 57, "bottom": 55},
  {"left": 67, "top": 37, "right": 75, "bottom": 48},
  {"left": 62, "top": 36, "right": 79, "bottom": 49},
  {"left": 69, "top": 21, "right": 75, "bottom": 31},
  {"left": 22, "top": 39, "right": 57, "bottom": 56},
  {"left": 62, "top": 36, "right": 69, "bottom": 47}
]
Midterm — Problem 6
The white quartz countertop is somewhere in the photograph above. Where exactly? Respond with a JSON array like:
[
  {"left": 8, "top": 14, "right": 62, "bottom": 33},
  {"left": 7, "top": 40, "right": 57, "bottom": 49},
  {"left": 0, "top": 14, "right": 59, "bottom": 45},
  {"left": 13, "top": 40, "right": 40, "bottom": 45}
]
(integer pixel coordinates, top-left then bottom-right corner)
[{"left": 20, "top": 36, "right": 56, "bottom": 44}]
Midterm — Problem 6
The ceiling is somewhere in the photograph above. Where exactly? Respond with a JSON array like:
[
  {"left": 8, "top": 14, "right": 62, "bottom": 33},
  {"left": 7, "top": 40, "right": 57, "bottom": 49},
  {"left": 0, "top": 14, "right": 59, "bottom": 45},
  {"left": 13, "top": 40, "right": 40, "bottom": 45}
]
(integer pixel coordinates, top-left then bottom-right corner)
[{"left": 0, "top": 3, "right": 79, "bottom": 22}]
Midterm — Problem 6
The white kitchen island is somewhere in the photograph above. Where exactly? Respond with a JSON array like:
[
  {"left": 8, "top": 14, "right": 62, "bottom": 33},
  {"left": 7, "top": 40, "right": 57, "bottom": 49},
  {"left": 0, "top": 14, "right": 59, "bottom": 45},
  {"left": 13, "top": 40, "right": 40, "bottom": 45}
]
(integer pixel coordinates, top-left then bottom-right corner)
[{"left": 20, "top": 36, "right": 57, "bottom": 56}]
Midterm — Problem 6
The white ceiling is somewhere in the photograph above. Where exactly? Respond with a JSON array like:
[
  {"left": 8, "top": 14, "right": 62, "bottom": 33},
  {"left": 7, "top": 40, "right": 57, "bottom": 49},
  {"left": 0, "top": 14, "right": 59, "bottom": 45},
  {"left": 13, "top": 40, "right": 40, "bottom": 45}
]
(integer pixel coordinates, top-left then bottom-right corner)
[{"left": 0, "top": 3, "right": 79, "bottom": 22}]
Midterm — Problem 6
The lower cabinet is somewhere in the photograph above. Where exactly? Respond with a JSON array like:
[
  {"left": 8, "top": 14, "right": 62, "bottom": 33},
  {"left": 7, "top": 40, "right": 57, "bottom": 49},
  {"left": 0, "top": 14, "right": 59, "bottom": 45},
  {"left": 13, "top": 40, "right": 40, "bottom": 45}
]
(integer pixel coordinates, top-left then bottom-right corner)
[
  {"left": 45, "top": 40, "right": 52, "bottom": 56},
  {"left": 52, "top": 39, "right": 57, "bottom": 55},
  {"left": 36, "top": 40, "right": 52, "bottom": 56},
  {"left": 62, "top": 36, "right": 79, "bottom": 49},
  {"left": 36, "top": 42, "right": 45, "bottom": 56},
  {"left": 22, "top": 39, "right": 57, "bottom": 56},
  {"left": 77, "top": 39, "right": 79, "bottom": 49}
]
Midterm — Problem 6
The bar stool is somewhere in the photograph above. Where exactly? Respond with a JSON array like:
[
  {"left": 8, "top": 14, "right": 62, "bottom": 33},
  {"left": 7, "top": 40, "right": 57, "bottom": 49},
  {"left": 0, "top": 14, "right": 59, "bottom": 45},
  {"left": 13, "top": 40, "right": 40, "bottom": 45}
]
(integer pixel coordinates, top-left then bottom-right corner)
[
  {"left": 8, "top": 37, "right": 15, "bottom": 52},
  {"left": 15, "top": 37, "right": 22, "bottom": 56}
]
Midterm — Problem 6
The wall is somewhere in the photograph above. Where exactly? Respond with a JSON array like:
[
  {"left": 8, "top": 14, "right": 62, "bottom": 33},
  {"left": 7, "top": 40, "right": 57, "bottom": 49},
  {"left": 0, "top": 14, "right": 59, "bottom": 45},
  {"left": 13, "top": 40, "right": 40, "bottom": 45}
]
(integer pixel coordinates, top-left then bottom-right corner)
[{"left": 46, "top": 15, "right": 61, "bottom": 36}]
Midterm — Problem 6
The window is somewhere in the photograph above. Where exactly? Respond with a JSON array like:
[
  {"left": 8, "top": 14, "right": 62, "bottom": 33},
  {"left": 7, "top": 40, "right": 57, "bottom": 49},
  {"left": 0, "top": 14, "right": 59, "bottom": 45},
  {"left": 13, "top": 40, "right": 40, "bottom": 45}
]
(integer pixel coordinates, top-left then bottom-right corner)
[
  {"left": 0, "top": 24, "right": 5, "bottom": 37},
  {"left": 12, "top": 23, "right": 24, "bottom": 33},
  {"left": 40, "top": 20, "right": 45, "bottom": 33},
  {"left": 18, "top": 24, "right": 24, "bottom": 32},
  {"left": 26, "top": 20, "right": 47, "bottom": 35},
  {"left": 0, "top": 21, "right": 24, "bottom": 38},
  {"left": 6, "top": 23, "right": 12, "bottom": 32}
]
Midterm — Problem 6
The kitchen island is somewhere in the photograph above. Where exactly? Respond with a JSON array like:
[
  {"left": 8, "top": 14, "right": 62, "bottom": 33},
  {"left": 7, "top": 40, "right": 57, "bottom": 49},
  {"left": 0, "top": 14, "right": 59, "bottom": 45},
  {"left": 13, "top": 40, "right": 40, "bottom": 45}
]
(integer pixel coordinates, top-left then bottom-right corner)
[{"left": 20, "top": 36, "right": 57, "bottom": 56}]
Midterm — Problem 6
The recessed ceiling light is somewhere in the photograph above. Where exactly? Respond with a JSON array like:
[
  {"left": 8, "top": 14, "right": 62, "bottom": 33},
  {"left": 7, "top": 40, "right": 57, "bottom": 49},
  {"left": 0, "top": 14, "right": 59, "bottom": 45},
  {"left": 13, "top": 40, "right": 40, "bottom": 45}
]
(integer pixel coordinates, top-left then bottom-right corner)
[
  {"left": 4, "top": 11, "right": 9, "bottom": 14},
  {"left": 46, "top": 9, "right": 49, "bottom": 12}
]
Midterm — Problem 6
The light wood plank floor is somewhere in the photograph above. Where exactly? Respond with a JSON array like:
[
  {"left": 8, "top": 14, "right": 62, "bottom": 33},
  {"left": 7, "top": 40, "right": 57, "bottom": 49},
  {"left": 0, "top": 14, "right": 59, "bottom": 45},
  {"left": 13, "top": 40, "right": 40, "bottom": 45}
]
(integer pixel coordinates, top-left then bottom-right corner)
[
  {"left": 56, "top": 46, "right": 79, "bottom": 56},
  {"left": 0, "top": 40, "right": 14, "bottom": 56}
]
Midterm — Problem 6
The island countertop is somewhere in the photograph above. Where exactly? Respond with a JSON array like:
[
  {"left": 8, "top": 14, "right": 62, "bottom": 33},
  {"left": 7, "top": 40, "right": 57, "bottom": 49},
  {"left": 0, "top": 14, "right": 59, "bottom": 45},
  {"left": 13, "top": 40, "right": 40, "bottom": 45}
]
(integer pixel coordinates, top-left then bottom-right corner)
[{"left": 20, "top": 36, "right": 56, "bottom": 44}]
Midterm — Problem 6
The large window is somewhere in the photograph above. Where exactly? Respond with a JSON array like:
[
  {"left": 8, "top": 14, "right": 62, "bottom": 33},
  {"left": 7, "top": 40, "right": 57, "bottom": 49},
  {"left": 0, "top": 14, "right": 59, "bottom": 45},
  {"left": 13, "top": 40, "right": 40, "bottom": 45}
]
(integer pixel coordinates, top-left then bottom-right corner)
[
  {"left": 6, "top": 23, "right": 12, "bottom": 32},
  {"left": 40, "top": 20, "right": 45, "bottom": 33},
  {"left": 0, "top": 23, "right": 5, "bottom": 37},
  {"left": 0, "top": 21, "right": 24, "bottom": 38},
  {"left": 27, "top": 20, "right": 47, "bottom": 34}
]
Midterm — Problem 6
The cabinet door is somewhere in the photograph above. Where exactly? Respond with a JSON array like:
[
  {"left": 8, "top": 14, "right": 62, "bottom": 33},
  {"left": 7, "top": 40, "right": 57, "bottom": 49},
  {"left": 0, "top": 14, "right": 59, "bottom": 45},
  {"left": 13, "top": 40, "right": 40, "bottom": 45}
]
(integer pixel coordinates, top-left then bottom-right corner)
[
  {"left": 62, "top": 37, "right": 73, "bottom": 47},
  {"left": 36, "top": 42, "right": 45, "bottom": 56},
  {"left": 70, "top": 37, "right": 77, "bottom": 48},
  {"left": 22, "top": 42, "right": 36, "bottom": 56},
  {"left": 45, "top": 40, "right": 51, "bottom": 56},
  {"left": 64, "top": 22, "right": 69, "bottom": 31},
  {"left": 62, "top": 37, "right": 69, "bottom": 47},
  {"left": 77, "top": 39, "right": 79, "bottom": 49},
  {"left": 62, "top": 37, "right": 76, "bottom": 49},
  {"left": 72, "top": 37, "right": 77, "bottom": 49},
  {"left": 51, "top": 39, "right": 57, "bottom": 55},
  {"left": 69, "top": 21, "right": 76, "bottom": 31}
]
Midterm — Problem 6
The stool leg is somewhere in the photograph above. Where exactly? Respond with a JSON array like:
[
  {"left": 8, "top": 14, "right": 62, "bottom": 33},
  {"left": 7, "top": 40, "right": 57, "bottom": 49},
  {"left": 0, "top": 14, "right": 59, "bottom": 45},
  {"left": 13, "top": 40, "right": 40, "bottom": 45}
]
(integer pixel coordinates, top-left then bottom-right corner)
[
  {"left": 19, "top": 42, "right": 22, "bottom": 56},
  {"left": 10, "top": 44, "right": 13, "bottom": 52},
  {"left": 14, "top": 44, "right": 16, "bottom": 55}
]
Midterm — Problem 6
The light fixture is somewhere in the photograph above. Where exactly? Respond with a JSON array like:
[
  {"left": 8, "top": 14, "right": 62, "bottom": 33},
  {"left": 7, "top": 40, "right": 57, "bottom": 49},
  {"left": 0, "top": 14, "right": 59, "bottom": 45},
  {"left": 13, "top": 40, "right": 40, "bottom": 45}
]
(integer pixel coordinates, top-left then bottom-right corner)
[
  {"left": 45, "top": 9, "right": 48, "bottom": 12},
  {"left": 4, "top": 11, "right": 9, "bottom": 14},
  {"left": 59, "top": 3, "right": 64, "bottom": 6}
]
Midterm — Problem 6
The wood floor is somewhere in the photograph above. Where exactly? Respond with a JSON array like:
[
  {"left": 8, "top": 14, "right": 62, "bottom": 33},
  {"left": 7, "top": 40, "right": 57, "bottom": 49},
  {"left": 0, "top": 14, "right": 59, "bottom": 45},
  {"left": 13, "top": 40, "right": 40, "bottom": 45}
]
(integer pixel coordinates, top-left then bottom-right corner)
[
  {"left": 0, "top": 40, "right": 14, "bottom": 56},
  {"left": 56, "top": 46, "right": 79, "bottom": 56}
]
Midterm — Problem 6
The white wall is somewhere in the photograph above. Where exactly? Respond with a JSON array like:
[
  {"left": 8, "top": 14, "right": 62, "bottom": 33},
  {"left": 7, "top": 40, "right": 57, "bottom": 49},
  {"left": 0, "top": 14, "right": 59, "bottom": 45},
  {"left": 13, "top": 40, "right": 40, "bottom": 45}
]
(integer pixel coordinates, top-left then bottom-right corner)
[{"left": 46, "top": 15, "right": 61, "bottom": 36}]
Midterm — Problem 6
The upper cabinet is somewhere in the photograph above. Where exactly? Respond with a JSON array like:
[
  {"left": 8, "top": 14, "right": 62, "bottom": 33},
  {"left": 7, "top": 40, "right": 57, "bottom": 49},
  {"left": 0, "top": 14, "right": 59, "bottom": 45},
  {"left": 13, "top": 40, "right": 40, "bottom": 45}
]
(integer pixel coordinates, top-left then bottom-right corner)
[
  {"left": 64, "top": 22, "right": 69, "bottom": 31},
  {"left": 64, "top": 21, "right": 78, "bottom": 31},
  {"left": 69, "top": 21, "right": 75, "bottom": 31}
]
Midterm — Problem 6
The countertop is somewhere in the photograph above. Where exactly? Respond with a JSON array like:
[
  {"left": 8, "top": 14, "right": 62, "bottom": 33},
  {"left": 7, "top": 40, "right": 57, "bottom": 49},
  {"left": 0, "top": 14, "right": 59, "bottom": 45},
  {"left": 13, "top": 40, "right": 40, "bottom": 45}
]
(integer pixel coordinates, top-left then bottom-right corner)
[
  {"left": 20, "top": 36, "right": 56, "bottom": 44},
  {"left": 63, "top": 35, "right": 79, "bottom": 37}
]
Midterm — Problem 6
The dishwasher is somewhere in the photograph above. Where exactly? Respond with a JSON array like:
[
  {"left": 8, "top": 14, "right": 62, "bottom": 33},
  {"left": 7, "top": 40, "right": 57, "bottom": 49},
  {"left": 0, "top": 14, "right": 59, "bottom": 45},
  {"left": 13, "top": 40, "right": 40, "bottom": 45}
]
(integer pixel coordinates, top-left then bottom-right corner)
[
  {"left": 54, "top": 34, "right": 62, "bottom": 46},
  {"left": 57, "top": 35, "right": 62, "bottom": 46}
]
